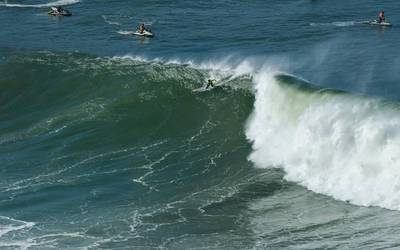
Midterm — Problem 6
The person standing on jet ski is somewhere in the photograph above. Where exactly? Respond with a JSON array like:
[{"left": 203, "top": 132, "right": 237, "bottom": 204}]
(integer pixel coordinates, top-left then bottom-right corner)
[{"left": 378, "top": 10, "right": 385, "bottom": 23}]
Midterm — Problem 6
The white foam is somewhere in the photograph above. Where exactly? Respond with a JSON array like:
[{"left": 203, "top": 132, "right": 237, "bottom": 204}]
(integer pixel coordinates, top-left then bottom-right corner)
[
  {"left": 0, "top": 216, "right": 35, "bottom": 237},
  {"left": 246, "top": 68, "right": 400, "bottom": 210},
  {"left": 102, "top": 15, "right": 121, "bottom": 26},
  {"left": 117, "top": 30, "right": 134, "bottom": 36},
  {"left": 310, "top": 21, "right": 356, "bottom": 27},
  {"left": 332, "top": 21, "right": 356, "bottom": 27},
  {"left": 0, "top": 0, "right": 80, "bottom": 8}
]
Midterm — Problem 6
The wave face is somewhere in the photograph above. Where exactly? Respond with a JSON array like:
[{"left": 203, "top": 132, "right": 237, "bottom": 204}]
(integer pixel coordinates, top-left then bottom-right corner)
[
  {"left": 0, "top": 0, "right": 79, "bottom": 8},
  {"left": 246, "top": 70, "right": 400, "bottom": 210},
  {"left": 3, "top": 51, "right": 400, "bottom": 248},
  {"left": 0, "top": 51, "right": 258, "bottom": 248}
]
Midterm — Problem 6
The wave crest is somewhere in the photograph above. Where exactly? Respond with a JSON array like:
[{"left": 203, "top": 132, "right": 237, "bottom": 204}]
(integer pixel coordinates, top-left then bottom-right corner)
[{"left": 246, "top": 70, "right": 400, "bottom": 210}]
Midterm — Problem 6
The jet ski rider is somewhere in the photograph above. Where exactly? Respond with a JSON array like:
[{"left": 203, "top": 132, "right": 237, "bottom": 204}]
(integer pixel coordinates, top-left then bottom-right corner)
[
  {"left": 378, "top": 10, "right": 385, "bottom": 23},
  {"left": 139, "top": 24, "right": 146, "bottom": 34},
  {"left": 56, "top": 6, "right": 64, "bottom": 13}
]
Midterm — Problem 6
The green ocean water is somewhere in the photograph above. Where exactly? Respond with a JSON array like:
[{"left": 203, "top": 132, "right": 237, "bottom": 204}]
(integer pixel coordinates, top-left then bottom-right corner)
[{"left": 0, "top": 52, "right": 257, "bottom": 248}]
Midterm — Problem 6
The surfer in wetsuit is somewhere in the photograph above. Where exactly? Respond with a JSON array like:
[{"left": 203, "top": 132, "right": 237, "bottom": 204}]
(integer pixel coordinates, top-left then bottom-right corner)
[
  {"left": 206, "top": 79, "right": 215, "bottom": 89},
  {"left": 378, "top": 10, "right": 385, "bottom": 23}
]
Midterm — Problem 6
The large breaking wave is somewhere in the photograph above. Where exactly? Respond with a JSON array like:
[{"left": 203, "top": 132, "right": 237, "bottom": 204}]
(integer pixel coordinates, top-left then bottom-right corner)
[
  {"left": 3, "top": 51, "right": 400, "bottom": 212},
  {"left": 246, "top": 68, "right": 400, "bottom": 210}
]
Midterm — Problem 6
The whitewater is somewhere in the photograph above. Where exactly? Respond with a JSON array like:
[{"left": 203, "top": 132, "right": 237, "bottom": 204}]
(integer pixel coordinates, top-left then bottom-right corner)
[{"left": 246, "top": 68, "right": 400, "bottom": 210}]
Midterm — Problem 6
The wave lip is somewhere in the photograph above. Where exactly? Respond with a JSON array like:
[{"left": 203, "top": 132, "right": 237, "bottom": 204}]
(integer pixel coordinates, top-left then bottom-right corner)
[
  {"left": 246, "top": 70, "right": 400, "bottom": 210},
  {"left": 0, "top": 0, "right": 80, "bottom": 8}
]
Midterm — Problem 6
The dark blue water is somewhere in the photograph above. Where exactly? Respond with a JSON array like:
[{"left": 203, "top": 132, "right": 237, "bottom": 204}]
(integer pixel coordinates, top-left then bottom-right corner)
[{"left": 2, "top": 0, "right": 400, "bottom": 249}]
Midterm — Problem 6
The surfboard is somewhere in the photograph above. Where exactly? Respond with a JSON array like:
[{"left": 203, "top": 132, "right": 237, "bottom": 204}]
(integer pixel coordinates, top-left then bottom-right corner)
[
  {"left": 192, "top": 86, "right": 211, "bottom": 92},
  {"left": 192, "top": 81, "right": 224, "bottom": 92},
  {"left": 362, "top": 20, "right": 392, "bottom": 26}
]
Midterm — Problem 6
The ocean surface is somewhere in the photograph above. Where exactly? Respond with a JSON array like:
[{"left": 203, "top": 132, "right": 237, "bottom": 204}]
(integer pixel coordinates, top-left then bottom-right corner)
[{"left": 1, "top": 0, "right": 400, "bottom": 249}]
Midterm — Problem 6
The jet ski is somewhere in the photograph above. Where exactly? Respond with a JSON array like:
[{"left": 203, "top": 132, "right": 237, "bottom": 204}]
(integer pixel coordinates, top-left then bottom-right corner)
[
  {"left": 132, "top": 30, "right": 154, "bottom": 37},
  {"left": 48, "top": 6, "right": 72, "bottom": 16},
  {"left": 362, "top": 20, "right": 392, "bottom": 26}
]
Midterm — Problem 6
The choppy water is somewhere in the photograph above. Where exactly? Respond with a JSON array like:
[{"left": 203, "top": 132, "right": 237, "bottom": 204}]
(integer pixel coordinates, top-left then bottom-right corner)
[{"left": 2, "top": 0, "right": 400, "bottom": 249}]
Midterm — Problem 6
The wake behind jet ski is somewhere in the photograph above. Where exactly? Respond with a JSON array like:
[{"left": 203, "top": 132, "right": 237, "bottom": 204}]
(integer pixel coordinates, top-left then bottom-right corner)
[{"left": 48, "top": 6, "right": 72, "bottom": 16}]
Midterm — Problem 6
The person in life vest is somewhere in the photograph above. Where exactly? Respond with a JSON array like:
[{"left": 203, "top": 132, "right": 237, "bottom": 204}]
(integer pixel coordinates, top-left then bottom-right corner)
[
  {"left": 378, "top": 10, "right": 385, "bottom": 23},
  {"left": 138, "top": 24, "right": 146, "bottom": 33}
]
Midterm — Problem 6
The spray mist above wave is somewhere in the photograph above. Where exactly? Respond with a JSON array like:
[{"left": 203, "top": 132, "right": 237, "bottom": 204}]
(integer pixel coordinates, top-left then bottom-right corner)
[
  {"left": 7, "top": 51, "right": 254, "bottom": 82},
  {"left": 109, "top": 54, "right": 255, "bottom": 88},
  {"left": 0, "top": 0, "right": 79, "bottom": 8},
  {"left": 246, "top": 69, "right": 400, "bottom": 210}
]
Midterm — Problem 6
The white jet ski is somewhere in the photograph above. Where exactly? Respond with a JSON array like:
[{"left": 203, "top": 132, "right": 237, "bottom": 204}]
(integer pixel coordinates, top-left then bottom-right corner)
[
  {"left": 362, "top": 20, "right": 392, "bottom": 26},
  {"left": 132, "top": 30, "right": 154, "bottom": 37},
  {"left": 48, "top": 6, "right": 72, "bottom": 16}
]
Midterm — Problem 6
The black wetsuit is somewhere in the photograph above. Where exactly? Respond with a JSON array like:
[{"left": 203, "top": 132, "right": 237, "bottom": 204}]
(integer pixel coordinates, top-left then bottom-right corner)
[{"left": 206, "top": 80, "right": 215, "bottom": 89}]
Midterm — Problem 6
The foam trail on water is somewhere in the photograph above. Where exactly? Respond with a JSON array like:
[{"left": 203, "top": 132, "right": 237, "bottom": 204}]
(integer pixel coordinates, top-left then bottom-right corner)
[
  {"left": 102, "top": 15, "right": 121, "bottom": 26},
  {"left": 310, "top": 21, "right": 357, "bottom": 27},
  {"left": 246, "top": 68, "right": 400, "bottom": 210},
  {"left": 0, "top": 216, "right": 36, "bottom": 249},
  {"left": 117, "top": 30, "right": 134, "bottom": 36},
  {"left": 0, "top": 216, "right": 35, "bottom": 237},
  {"left": 0, "top": 0, "right": 79, "bottom": 8}
]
